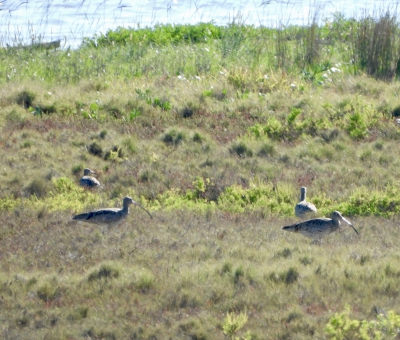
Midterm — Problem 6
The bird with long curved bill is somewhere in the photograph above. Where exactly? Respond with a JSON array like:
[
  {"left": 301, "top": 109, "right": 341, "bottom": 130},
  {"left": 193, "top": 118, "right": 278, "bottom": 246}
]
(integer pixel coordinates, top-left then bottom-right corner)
[
  {"left": 282, "top": 211, "right": 358, "bottom": 243},
  {"left": 72, "top": 196, "right": 152, "bottom": 229}
]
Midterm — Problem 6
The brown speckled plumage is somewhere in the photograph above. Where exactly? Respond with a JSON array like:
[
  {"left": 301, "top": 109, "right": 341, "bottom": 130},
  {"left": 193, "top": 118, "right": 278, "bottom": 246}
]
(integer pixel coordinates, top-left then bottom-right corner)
[
  {"left": 79, "top": 168, "right": 101, "bottom": 188},
  {"left": 72, "top": 196, "right": 152, "bottom": 228},
  {"left": 282, "top": 211, "right": 358, "bottom": 242},
  {"left": 295, "top": 187, "right": 317, "bottom": 218}
]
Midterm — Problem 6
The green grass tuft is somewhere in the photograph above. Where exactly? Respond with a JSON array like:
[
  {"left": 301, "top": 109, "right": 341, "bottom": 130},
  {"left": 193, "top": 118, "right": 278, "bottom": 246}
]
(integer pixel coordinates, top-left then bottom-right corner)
[{"left": 88, "top": 264, "right": 120, "bottom": 281}]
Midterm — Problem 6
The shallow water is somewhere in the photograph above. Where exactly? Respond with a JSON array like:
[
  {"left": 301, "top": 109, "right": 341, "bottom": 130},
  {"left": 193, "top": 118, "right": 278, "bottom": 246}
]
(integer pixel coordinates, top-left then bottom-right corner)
[{"left": 0, "top": 0, "right": 398, "bottom": 48}]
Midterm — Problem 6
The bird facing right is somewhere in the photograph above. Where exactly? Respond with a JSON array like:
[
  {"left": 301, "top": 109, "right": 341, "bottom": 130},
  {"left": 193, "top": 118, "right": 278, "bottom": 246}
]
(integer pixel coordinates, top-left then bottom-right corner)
[
  {"left": 79, "top": 168, "right": 101, "bottom": 189},
  {"left": 71, "top": 196, "right": 152, "bottom": 229},
  {"left": 295, "top": 187, "right": 317, "bottom": 218},
  {"left": 282, "top": 211, "right": 358, "bottom": 242}
]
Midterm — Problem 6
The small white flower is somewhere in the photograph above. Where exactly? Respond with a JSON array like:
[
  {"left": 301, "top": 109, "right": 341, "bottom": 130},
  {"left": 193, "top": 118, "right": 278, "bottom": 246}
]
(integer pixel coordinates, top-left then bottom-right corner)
[
  {"left": 330, "top": 67, "right": 341, "bottom": 73},
  {"left": 322, "top": 73, "right": 328, "bottom": 79},
  {"left": 204, "top": 47, "right": 209, "bottom": 52},
  {"left": 48, "top": 92, "right": 52, "bottom": 95},
  {"left": 290, "top": 83, "right": 296, "bottom": 89},
  {"left": 264, "top": 75, "right": 269, "bottom": 79}
]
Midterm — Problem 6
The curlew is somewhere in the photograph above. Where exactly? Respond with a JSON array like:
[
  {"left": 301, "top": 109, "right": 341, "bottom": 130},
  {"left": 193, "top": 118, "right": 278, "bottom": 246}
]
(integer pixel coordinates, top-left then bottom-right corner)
[
  {"left": 282, "top": 211, "right": 358, "bottom": 243},
  {"left": 79, "top": 168, "right": 101, "bottom": 189},
  {"left": 295, "top": 187, "right": 317, "bottom": 218},
  {"left": 71, "top": 196, "right": 152, "bottom": 228}
]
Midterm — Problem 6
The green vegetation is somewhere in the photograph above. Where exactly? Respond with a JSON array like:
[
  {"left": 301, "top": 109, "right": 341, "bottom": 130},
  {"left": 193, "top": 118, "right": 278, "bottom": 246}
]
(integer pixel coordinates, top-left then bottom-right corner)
[
  {"left": 1, "top": 11, "right": 400, "bottom": 339},
  {"left": 222, "top": 310, "right": 250, "bottom": 339},
  {"left": 325, "top": 306, "right": 400, "bottom": 339}
]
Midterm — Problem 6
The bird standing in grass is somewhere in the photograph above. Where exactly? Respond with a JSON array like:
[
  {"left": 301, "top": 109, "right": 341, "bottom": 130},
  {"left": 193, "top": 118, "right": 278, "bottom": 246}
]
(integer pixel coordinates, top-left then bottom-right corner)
[
  {"left": 282, "top": 211, "right": 358, "bottom": 243},
  {"left": 79, "top": 168, "right": 101, "bottom": 189},
  {"left": 295, "top": 187, "right": 317, "bottom": 218},
  {"left": 72, "top": 196, "right": 152, "bottom": 228}
]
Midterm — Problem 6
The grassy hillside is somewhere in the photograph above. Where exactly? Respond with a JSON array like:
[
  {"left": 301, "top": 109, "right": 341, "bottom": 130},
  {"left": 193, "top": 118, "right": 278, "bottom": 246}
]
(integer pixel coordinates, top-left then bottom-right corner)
[{"left": 1, "top": 15, "right": 400, "bottom": 339}]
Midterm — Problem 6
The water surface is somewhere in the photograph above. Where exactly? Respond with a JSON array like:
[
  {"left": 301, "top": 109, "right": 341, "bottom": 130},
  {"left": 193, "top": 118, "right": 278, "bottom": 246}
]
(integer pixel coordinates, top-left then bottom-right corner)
[{"left": 0, "top": 0, "right": 398, "bottom": 48}]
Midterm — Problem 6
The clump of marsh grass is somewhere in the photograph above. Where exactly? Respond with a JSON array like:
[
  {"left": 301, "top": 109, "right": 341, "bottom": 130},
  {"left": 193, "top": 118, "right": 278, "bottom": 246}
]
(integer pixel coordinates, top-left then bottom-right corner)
[
  {"left": 353, "top": 13, "right": 399, "bottom": 80},
  {"left": 121, "top": 138, "right": 137, "bottom": 154},
  {"left": 269, "top": 267, "right": 299, "bottom": 285},
  {"left": 68, "top": 306, "right": 89, "bottom": 321},
  {"left": 179, "top": 102, "right": 199, "bottom": 118},
  {"left": 88, "top": 142, "right": 103, "bottom": 157},
  {"left": 277, "top": 247, "right": 292, "bottom": 259},
  {"left": 99, "top": 130, "right": 107, "bottom": 139},
  {"left": 230, "top": 141, "right": 253, "bottom": 157},
  {"left": 15, "top": 90, "right": 36, "bottom": 109},
  {"left": 88, "top": 264, "right": 120, "bottom": 282},
  {"left": 133, "top": 270, "right": 156, "bottom": 293},
  {"left": 257, "top": 142, "right": 277, "bottom": 158},
  {"left": 162, "top": 129, "right": 186, "bottom": 146},
  {"left": 175, "top": 317, "right": 208, "bottom": 340},
  {"left": 36, "top": 281, "right": 60, "bottom": 302},
  {"left": 104, "top": 146, "right": 124, "bottom": 161},
  {"left": 24, "top": 178, "right": 52, "bottom": 198},
  {"left": 71, "top": 164, "right": 84, "bottom": 176}
]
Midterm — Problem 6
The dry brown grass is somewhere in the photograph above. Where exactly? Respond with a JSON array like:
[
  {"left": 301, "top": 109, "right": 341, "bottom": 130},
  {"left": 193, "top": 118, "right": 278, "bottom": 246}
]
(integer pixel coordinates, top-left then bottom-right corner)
[
  {"left": 1, "top": 37, "right": 400, "bottom": 338},
  {"left": 1, "top": 207, "right": 400, "bottom": 339}
]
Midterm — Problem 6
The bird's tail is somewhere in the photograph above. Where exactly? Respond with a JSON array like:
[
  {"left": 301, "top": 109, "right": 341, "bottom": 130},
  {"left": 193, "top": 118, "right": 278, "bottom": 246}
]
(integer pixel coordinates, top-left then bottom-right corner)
[
  {"left": 281, "top": 225, "right": 299, "bottom": 233},
  {"left": 71, "top": 213, "right": 90, "bottom": 221}
]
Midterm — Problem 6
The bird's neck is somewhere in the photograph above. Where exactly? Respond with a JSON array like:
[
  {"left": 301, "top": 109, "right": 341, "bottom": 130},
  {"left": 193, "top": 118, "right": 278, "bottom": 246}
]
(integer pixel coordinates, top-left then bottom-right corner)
[
  {"left": 122, "top": 202, "right": 130, "bottom": 213},
  {"left": 332, "top": 220, "right": 340, "bottom": 230}
]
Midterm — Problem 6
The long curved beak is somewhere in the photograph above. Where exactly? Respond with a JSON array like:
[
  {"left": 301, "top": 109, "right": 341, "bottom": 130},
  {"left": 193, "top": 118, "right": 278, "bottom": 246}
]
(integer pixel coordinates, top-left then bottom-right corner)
[
  {"left": 342, "top": 216, "right": 359, "bottom": 235},
  {"left": 132, "top": 201, "right": 153, "bottom": 219}
]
